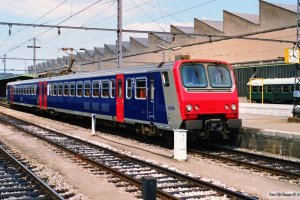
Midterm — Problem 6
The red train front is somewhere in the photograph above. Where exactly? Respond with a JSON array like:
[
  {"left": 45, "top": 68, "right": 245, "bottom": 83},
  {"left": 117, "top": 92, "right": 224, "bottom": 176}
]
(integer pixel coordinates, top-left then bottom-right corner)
[{"left": 171, "top": 59, "right": 241, "bottom": 139}]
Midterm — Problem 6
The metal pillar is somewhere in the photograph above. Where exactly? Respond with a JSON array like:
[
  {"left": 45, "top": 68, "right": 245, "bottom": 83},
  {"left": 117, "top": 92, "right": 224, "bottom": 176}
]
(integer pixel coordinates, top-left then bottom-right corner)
[
  {"left": 3, "top": 54, "right": 6, "bottom": 74},
  {"left": 27, "top": 38, "right": 40, "bottom": 74},
  {"left": 117, "top": 0, "right": 122, "bottom": 68},
  {"left": 293, "top": 0, "right": 300, "bottom": 117}
]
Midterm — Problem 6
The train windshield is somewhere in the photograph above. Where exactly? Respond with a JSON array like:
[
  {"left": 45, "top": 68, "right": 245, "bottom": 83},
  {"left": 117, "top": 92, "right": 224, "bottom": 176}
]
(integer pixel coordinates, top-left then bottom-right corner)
[
  {"left": 181, "top": 64, "right": 208, "bottom": 88},
  {"left": 207, "top": 64, "right": 232, "bottom": 88}
]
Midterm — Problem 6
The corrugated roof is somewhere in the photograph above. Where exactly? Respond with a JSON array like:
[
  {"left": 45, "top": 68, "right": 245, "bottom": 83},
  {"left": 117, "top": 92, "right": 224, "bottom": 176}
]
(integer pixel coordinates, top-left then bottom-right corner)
[
  {"left": 153, "top": 33, "right": 172, "bottom": 43},
  {"left": 264, "top": 0, "right": 297, "bottom": 13},
  {"left": 133, "top": 37, "right": 149, "bottom": 47},
  {"left": 94, "top": 47, "right": 104, "bottom": 55},
  {"left": 123, "top": 41, "right": 130, "bottom": 51},
  {"left": 173, "top": 26, "right": 194, "bottom": 34},
  {"left": 231, "top": 12, "right": 259, "bottom": 24},
  {"left": 200, "top": 20, "right": 223, "bottom": 32}
]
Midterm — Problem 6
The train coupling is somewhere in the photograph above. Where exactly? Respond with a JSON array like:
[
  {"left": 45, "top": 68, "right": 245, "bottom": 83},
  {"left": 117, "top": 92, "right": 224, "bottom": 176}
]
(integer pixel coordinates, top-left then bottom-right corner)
[{"left": 205, "top": 119, "right": 223, "bottom": 132}]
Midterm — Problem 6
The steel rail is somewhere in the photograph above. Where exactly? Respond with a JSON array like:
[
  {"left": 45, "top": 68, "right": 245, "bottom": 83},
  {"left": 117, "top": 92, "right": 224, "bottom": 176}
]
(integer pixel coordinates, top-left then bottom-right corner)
[
  {"left": 0, "top": 113, "right": 257, "bottom": 200},
  {"left": 189, "top": 146, "right": 300, "bottom": 179},
  {"left": 0, "top": 144, "right": 64, "bottom": 200}
]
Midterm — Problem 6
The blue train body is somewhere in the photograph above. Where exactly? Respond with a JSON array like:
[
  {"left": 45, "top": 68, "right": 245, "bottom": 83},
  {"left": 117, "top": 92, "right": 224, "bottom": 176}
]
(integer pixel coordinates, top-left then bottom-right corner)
[{"left": 6, "top": 60, "right": 242, "bottom": 139}]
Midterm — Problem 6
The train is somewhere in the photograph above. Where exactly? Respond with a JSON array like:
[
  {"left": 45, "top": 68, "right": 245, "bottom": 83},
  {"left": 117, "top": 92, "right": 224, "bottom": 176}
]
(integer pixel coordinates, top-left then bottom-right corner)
[
  {"left": 247, "top": 78, "right": 300, "bottom": 104},
  {"left": 6, "top": 59, "right": 241, "bottom": 140}
]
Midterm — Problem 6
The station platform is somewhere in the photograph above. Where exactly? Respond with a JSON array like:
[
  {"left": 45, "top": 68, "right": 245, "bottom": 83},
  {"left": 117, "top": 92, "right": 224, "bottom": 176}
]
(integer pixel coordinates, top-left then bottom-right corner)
[
  {"left": 239, "top": 103, "right": 299, "bottom": 138},
  {"left": 239, "top": 103, "right": 300, "bottom": 158}
]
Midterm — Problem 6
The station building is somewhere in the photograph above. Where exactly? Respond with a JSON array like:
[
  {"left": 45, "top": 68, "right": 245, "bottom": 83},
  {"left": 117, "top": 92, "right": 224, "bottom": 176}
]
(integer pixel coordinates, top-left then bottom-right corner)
[{"left": 27, "top": 0, "right": 298, "bottom": 97}]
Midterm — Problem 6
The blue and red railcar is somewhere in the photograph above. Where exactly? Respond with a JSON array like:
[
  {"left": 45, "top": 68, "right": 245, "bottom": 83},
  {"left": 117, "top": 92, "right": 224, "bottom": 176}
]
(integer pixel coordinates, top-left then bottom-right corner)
[{"left": 6, "top": 60, "right": 241, "bottom": 139}]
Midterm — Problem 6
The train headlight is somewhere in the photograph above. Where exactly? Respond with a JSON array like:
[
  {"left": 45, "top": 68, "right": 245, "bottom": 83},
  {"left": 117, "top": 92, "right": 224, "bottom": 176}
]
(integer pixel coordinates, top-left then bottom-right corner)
[
  {"left": 194, "top": 104, "right": 199, "bottom": 111},
  {"left": 224, "top": 104, "right": 229, "bottom": 110},
  {"left": 231, "top": 104, "right": 237, "bottom": 111},
  {"left": 186, "top": 104, "right": 193, "bottom": 112}
]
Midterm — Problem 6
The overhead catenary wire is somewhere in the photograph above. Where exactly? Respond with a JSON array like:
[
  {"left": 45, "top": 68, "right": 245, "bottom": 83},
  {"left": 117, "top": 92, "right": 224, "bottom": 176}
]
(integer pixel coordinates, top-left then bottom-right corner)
[
  {"left": 0, "top": 0, "right": 70, "bottom": 47},
  {"left": 0, "top": 21, "right": 295, "bottom": 44},
  {"left": 0, "top": 0, "right": 105, "bottom": 56}
]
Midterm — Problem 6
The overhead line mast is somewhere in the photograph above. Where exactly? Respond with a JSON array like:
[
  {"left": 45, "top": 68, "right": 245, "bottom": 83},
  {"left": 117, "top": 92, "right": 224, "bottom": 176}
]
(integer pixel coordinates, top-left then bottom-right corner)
[
  {"left": 293, "top": 0, "right": 300, "bottom": 118},
  {"left": 117, "top": 0, "right": 122, "bottom": 68}
]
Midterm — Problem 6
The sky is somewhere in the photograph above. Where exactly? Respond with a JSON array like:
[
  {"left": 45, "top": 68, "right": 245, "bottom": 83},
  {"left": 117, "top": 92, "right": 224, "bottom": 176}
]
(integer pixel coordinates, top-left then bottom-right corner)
[{"left": 0, "top": 0, "right": 297, "bottom": 73}]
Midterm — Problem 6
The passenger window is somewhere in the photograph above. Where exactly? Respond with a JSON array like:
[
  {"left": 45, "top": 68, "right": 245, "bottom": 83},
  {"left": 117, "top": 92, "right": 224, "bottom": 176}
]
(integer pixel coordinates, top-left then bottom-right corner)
[
  {"left": 162, "top": 71, "right": 170, "bottom": 87},
  {"left": 252, "top": 86, "right": 258, "bottom": 93},
  {"left": 53, "top": 84, "right": 57, "bottom": 96},
  {"left": 290, "top": 85, "right": 295, "bottom": 93},
  {"left": 84, "top": 81, "right": 91, "bottom": 97},
  {"left": 92, "top": 80, "right": 99, "bottom": 97},
  {"left": 76, "top": 81, "right": 83, "bottom": 97},
  {"left": 282, "top": 85, "right": 289, "bottom": 93},
  {"left": 126, "top": 79, "right": 132, "bottom": 99},
  {"left": 58, "top": 83, "right": 63, "bottom": 96},
  {"left": 110, "top": 79, "right": 115, "bottom": 98},
  {"left": 70, "top": 82, "right": 75, "bottom": 96},
  {"left": 31, "top": 85, "right": 34, "bottom": 95},
  {"left": 118, "top": 79, "right": 122, "bottom": 98},
  {"left": 266, "top": 86, "right": 272, "bottom": 93},
  {"left": 64, "top": 82, "right": 69, "bottom": 96},
  {"left": 135, "top": 78, "right": 147, "bottom": 99},
  {"left": 150, "top": 79, "right": 154, "bottom": 100},
  {"left": 101, "top": 80, "right": 109, "bottom": 98},
  {"left": 47, "top": 84, "right": 51, "bottom": 96},
  {"left": 258, "top": 86, "right": 262, "bottom": 93}
]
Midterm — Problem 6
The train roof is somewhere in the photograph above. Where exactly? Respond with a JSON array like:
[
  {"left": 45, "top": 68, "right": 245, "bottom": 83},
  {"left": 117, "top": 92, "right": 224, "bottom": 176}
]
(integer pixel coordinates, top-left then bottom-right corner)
[
  {"left": 247, "top": 77, "right": 298, "bottom": 86},
  {"left": 7, "top": 62, "right": 174, "bottom": 85},
  {"left": 7, "top": 59, "right": 231, "bottom": 85}
]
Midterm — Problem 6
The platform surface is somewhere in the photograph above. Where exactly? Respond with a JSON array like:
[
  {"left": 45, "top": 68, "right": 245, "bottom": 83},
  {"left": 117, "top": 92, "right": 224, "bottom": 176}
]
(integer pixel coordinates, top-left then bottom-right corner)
[{"left": 239, "top": 102, "right": 300, "bottom": 140}]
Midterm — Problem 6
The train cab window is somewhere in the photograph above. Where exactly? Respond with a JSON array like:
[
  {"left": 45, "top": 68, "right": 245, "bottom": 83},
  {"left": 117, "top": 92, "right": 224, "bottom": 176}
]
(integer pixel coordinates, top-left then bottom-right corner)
[
  {"left": 52, "top": 84, "right": 57, "bottom": 96},
  {"left": 181, "top": 64, "right": 208, "bottom": 88},
  {"left": 208, "top": 65, "right": 232, "bottom": 88},
  {"left": 266, "top": 85, "right": 272, "bottom": 93},
  {"left": 64, "top": 82, "right": 69, "bottom": 96},
  {"left": 101, "top": 80, "right": 109, "bottom": 98},
  {"left": 135, "top": 78, "right": 147, "bottom": 99},
  {"left": 110, "top": 79, "right": 115, "bottom": 98},
  {"left": 282, "top": 85, "right": 289, "bottom": 93},
  {"left": 58, "top": 83, "right": 63, "bottom": 96},
  {"left": 92, "top": 80, "right": 99, "bottom": 97},
  {"left": 69, "top": 82, "right": 75, "bottom": 97},
  {"left": 162, "top": 71, "right": 170, "bottom": 87},
  {"left": 252, "top": 86, "right": 258, "bottom": 93},
  {"left": 84, "top": 81, "right": 91, "bottom": 97},
  {"left": 126, "top": 78, "right": 132, "bottom": 99},
  {"left": 76, "top": 81, "right": 83, "bottom": 97}
]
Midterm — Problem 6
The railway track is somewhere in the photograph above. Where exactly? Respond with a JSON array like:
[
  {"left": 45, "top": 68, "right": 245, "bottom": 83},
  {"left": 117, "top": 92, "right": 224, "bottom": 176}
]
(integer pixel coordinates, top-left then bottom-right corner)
[
  {"left": 0, "top": 142, "right": 63, "bottom": 200},
  {"left": 0, "top": 113, "right": 257, "bottom": 200},
  {"left": 190, "top": 145, "right": 300, "bottom": 181}
]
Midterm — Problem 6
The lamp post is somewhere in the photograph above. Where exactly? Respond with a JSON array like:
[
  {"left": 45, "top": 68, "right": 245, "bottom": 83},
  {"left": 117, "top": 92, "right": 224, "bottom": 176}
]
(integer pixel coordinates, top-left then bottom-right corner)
[{"left": 157, "top": 45, "right": 182, "bottom": 61}]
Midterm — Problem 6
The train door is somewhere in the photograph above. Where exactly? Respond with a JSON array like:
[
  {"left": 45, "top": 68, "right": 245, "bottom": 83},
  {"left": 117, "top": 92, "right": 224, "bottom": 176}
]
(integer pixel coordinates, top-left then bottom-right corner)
[
  {"left": 116, "top": 74, "right": 124, "bottom": 122},
  {"left": 9, "top": 85, "right": 14, "bottom": 104},
  {"left": 43, "top": 82, "right": 47, "bottom": 109},
  {"left": 39, "top": 82, "right": 43, "bottom": 109},
  {"left": 147, "top": 73, "right": 155, "bottom": 121}
]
